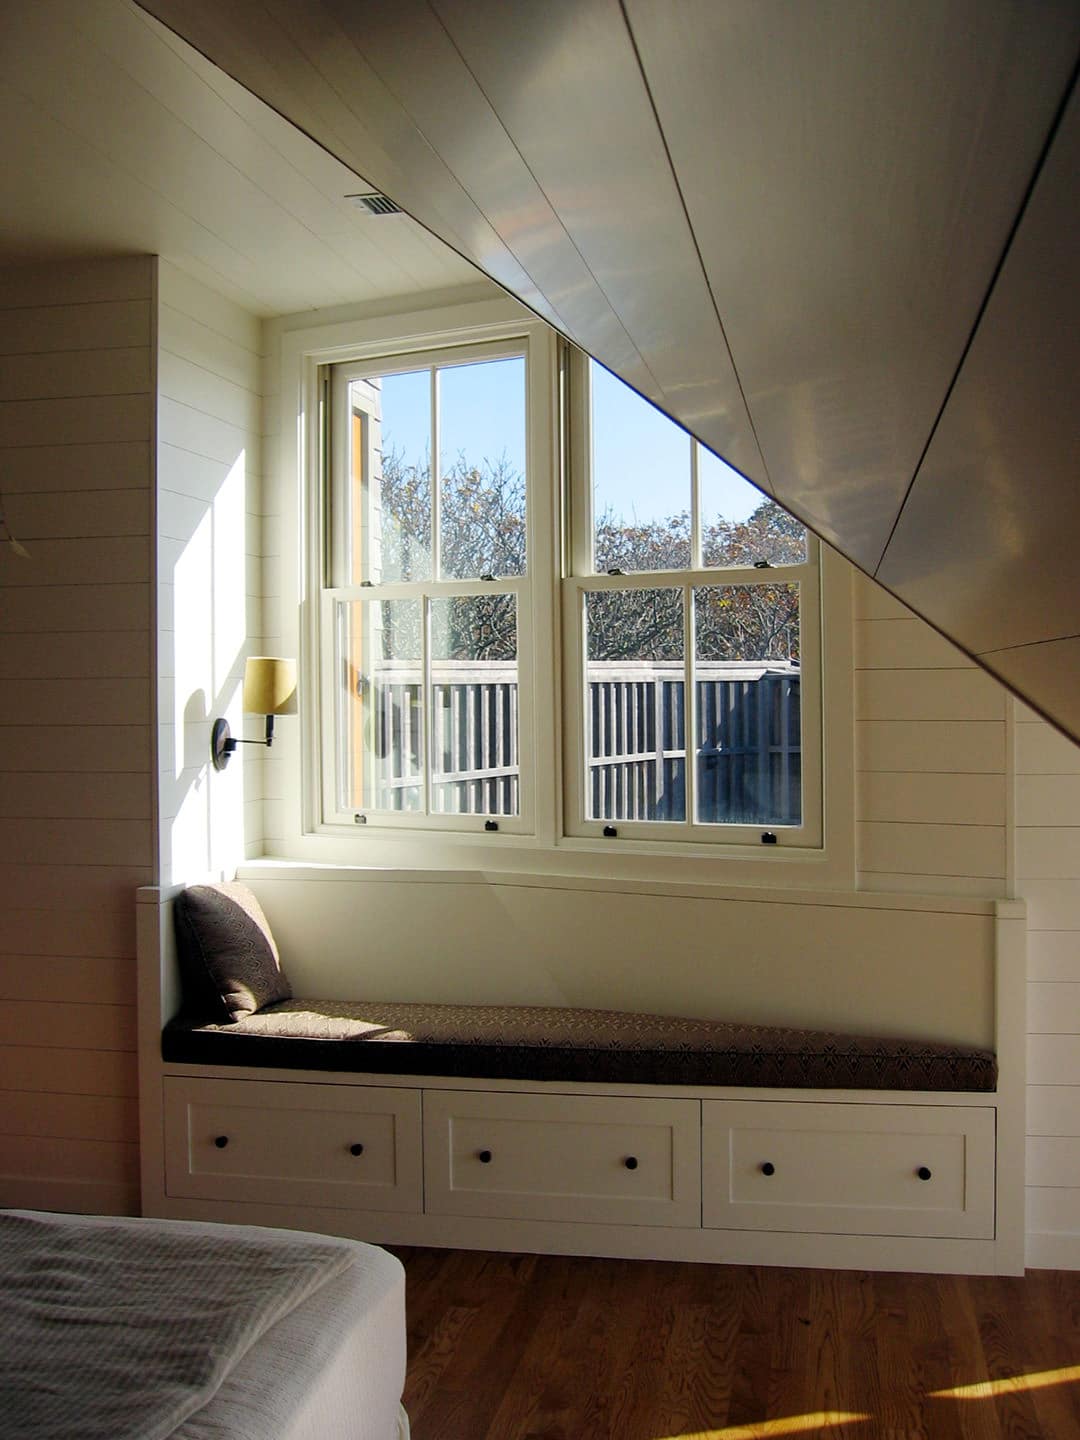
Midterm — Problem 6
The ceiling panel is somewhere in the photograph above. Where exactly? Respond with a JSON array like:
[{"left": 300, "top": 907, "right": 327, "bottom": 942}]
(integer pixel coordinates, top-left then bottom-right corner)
[
  {"left": 876, "top": 84, "right": 1079, "bottom": 659},
  {"left": 0, "top": 0, "right": 485, "bottom": 315},
  {"left": 624, "top": 0, "right": 1079, "bottom": 568}
]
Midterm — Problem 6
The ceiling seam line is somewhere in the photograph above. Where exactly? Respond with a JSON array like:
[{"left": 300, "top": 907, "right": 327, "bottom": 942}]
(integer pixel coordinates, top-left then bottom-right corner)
[
  {"left": 422, "top": 0, "right": 662, "bottom": 401},
  {"left": 871, "top": 54, "right": 1080, "bottom": 580},
  {"left": 979, "top": 632, "right": 1080, "bottom": 657},
  {"left": 618, "top": 0, "right": 773, "bottom": 494}
]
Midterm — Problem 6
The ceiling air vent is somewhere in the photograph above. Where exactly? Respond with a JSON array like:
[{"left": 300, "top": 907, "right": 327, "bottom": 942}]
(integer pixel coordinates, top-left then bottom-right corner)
[{"left": 345, "top": 192, "right": 402, "bottom": 216}]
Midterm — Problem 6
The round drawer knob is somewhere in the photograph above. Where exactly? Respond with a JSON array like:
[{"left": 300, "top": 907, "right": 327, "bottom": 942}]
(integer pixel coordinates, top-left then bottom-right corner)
[
  {"left": 478, "top": 1149, "right": 493, "bottom": 1164},
  {"left": 917, "top": 1165, "right": 932, "bottom": 1181},
  {"left": 350, "top": 1143, "right": 364, "bottom": 1157},
  {"left": 624, "top": 1156, "right": 639, "bottom": 1170},
  {"left": 214, "top": 1135, "right": 229, "bottom": 1149},
  {"left": 760, "top": 1161, "right": 775, "bottom": 1176}
]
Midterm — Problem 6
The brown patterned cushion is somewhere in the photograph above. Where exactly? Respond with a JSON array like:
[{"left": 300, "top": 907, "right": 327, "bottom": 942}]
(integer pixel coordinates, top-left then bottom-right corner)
[
  {"left": 173, "top": 883, "right": 291, "bottom": 1024},
  {"left": 163, "top": 998, "right": 996, "bottom": 1091}
]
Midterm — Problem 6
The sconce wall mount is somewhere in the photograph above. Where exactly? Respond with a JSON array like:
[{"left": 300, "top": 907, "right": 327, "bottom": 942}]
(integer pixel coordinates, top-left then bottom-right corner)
[{"left": 211, "top": 657, "right": 297, "bottom": 772}]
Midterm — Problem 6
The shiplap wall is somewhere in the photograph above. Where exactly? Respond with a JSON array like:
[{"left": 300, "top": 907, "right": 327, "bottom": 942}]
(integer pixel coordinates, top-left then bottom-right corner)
[
  {"left": 1016, "top": 702, "right": 1080, "bottom": 1268},
  {"left": 157, "top": 261, "right": 264, "bottom": 884},
  {"left": 854, "top": 571, "right": 1009, "bottom": 897},
  {"left": 0, "top": 255, "right": 154, "bottom": 1215}
]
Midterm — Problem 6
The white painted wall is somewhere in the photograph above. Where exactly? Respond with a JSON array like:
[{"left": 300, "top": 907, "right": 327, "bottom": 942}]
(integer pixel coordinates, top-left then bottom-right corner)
[
  {"left": 1015, "top": 701, "right": 1080, "bottom": 1268},
  {"left": 0, "top": 255, "right": 154, "bottom": 1215},
  {"left": 157, "top": 261, "right": 265, "bottom": 885}
]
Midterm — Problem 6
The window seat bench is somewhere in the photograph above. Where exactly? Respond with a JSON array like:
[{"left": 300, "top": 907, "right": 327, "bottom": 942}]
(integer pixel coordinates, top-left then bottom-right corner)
[
  {"left": 146, "top": 882, "right": 1023, "bottom": 1273},
  {"left": 162, "top": 998, "right": 997, "bottom": 1092}
]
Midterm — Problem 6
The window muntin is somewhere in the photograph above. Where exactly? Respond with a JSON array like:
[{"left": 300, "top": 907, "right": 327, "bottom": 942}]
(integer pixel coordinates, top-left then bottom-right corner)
[
  {"left": 322, "top": 339, "right": 532, "bottom": 831},
  {"left": 566, "top": 357, "right": 819, "bottom": 846}
]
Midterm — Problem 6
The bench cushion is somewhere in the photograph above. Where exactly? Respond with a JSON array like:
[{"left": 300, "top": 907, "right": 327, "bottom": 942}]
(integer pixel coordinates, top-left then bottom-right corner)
[{"left": 163, "top": 999, "right": 997, "bottom": 1091}]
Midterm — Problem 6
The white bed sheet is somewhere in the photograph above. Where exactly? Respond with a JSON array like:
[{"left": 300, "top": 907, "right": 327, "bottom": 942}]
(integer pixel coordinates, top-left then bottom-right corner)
[{"left": 169, "top": 1228, "right": 407, "bottom": 1440}]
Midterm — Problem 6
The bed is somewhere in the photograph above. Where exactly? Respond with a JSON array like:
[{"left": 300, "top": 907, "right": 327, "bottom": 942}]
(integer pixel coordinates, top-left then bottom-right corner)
[{"left": 0, "top": 1209, "right": 409, "bottom": 1440}]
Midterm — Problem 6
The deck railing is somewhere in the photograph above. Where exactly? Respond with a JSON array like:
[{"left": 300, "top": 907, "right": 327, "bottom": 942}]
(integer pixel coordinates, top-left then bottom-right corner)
[{"left": 366, "top": 658, "right": 800, "bottom": 823}]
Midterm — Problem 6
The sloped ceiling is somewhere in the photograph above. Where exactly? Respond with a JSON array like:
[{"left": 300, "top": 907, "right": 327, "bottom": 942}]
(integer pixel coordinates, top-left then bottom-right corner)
[{"left": 138, "top": 0, "right": 1080, "bottom": 738}]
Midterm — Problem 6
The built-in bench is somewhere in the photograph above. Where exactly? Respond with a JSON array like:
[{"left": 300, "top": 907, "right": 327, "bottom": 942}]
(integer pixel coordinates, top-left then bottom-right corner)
[{"left": 141, "top": 880, "right": 1027, "bottom": 1275}]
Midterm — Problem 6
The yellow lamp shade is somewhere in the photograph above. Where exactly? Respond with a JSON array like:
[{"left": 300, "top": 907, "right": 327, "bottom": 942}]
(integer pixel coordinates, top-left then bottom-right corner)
[{"left": 242, "top": 657, "right": 298, "bottom": 716}]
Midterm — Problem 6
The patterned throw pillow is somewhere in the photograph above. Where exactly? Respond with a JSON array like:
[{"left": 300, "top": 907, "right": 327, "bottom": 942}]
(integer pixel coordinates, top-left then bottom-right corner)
[{"left": 173, "top": 882, "right": 292, "bottom": 1023}]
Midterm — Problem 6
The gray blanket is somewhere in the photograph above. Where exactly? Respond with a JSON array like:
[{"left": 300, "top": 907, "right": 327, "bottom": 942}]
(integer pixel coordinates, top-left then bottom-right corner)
[{"left": 0, "top": 1210, "right": 358, "bottom": 1440}]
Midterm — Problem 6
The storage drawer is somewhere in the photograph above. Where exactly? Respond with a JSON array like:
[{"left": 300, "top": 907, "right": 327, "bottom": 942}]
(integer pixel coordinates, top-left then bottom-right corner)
[
  {"left": 164, "top": 1077, "right": 422, "bottom": 1212},
  {"left": 702, "top": 1100, "right": 995, "bottom": 1239},
  {"left": 424, "top": 1090, "right": 700, "bottom": 1227}
]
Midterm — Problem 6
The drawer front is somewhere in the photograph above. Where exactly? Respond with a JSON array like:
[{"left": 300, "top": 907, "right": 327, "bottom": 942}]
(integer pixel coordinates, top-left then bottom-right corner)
[
  {"left": 424, "top": 1090, "right": 701, "bottom": 1227},
  {"left": 164, "top": 1077, "right": 422, "bottom": 1212},
  {"left": 702, "top": 1100, "right": 995, "bottom": 1239}
]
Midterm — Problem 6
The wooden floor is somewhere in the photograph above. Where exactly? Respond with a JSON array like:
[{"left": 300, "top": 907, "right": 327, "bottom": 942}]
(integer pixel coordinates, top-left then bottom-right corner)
[{"left": 394, "top": 1248, "right": 1080, "bottom": 1440}]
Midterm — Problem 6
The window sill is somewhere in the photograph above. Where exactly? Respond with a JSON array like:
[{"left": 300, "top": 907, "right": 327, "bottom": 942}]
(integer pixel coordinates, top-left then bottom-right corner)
[{"left": 236, "top": 854, "right": 999, "bottom": 915}]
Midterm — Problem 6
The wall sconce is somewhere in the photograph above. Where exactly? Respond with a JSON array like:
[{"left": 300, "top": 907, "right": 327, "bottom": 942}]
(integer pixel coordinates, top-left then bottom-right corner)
[{"left": 211, "top": 657, "right": 297, "bottom": 772}]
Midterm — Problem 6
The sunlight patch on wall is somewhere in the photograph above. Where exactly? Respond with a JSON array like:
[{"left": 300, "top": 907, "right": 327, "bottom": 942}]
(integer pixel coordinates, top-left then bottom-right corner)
[{"left": 212, "top": 452, "right": 248, "bottom": 699}]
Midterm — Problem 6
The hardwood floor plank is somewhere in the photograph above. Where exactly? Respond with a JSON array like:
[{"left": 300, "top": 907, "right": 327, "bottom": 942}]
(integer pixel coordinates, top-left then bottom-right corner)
[{"left": 394, "top": 1251, "right": 1080, "bottom": 1440}]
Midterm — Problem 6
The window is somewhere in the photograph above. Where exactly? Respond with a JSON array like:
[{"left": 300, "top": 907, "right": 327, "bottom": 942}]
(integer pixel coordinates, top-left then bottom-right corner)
[
  {"left": 563, "top": 356, "right": 821, "bottom": 848},
  {"left": 321, "top": 336, "right": 542, "bottom": 833},
  {"left": 310, "top": 311, "right": 828, "bottom": 857}
]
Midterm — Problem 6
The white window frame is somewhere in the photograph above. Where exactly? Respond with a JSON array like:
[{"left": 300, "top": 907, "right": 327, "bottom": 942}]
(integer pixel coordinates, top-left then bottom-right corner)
[
  {"left": 322, "top": 339, "right": 538, "bottom": 835},
  {"left": 275, "top": 296, "right": 854, "bottom": 889}
]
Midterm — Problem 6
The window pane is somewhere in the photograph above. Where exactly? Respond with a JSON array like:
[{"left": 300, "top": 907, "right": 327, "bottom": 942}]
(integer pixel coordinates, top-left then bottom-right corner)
[
  {"left": 439, "top": 357, "right": 527, "bottom": 580},
  {"left": 366, "top": 369, "right": 432, "bottom": 583},
  {"left": 694, "top": 584, "right": 801, "bottom": 825},
  {"left": 336, "top": 598, "right": 423, "bottom": 813},
  {"left": 591, "top": 361, "right": 691, "bottom": 574},
  {"left": 430, "top": 594, "right": 518, "bottom": 816},
  {"left": 584, "top": 588, "right": 685, "bottom": 822},
  {"left": 700, "top": 445, "right": 807, "bottom": 566}
]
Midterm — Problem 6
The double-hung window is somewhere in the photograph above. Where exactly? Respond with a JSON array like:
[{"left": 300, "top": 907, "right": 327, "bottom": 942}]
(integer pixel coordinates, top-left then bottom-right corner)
[
  {"left": 313, "top": 312, "right": 826, "bottom": 856},
  {"left": 321, "top": 329, "right": 550, "bottom": 835},
  {"left": 563, "top": 355, "right": 821, "bottom": 848}
]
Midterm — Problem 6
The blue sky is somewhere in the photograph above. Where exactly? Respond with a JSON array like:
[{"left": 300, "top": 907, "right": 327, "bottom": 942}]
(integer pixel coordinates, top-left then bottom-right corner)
[{"left": 377, "top": 355, "right": 765, "bottom": 526}]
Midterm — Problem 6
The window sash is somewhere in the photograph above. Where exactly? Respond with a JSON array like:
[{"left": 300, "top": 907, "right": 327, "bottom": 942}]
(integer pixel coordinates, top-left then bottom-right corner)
[
  {"left": 320, "top": 579, "right": 533, "bottom": 833},
  {"left": 561, "top": 553, "right": 822, "bottom": 847}
]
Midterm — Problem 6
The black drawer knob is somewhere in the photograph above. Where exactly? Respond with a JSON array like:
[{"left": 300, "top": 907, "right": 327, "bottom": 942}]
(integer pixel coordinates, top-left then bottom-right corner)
[
  {"left": 478, "top": 1149, "right": 493, "bottom": 1164},
  {"left": 760, "top": 1161, "right": 775, "bottom": 1176},
  {"left": 214, "top": 1135, "right": 229, "bottom": 1149},
  {"left": 917, "top": 1166, "right": 932, "bottom": 1181},
  {"left": 350, "top": 1143, "right": 365, "bottom": 1157},
  {"left": 624, "top": 1156, "right": 639, "bottom": 1170}
]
